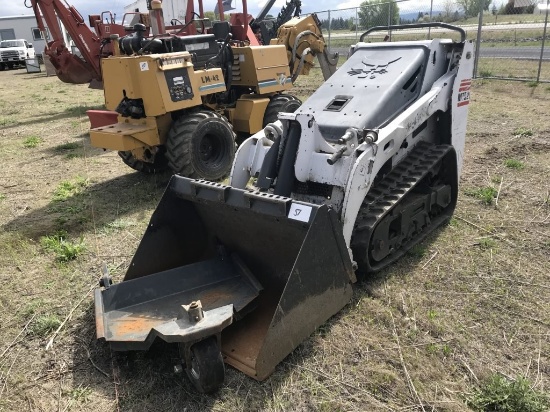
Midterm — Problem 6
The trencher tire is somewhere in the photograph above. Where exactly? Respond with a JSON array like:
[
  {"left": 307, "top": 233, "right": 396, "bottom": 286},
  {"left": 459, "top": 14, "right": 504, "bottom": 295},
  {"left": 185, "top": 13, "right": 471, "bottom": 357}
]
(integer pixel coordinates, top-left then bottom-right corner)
[
  {"left": 262, "top": 94, "right": 302, "bottom": 127},
  {"left": 166, "top": 109, "right": 236, "bottom": 181},
  {"left": 118, "top": 149, "right": 168, "bottom": 174}
]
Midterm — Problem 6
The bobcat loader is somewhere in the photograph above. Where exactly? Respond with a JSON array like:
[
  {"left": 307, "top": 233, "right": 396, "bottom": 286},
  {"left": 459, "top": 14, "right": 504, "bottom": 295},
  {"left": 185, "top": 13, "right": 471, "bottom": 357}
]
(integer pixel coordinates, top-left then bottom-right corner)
[{"left": 94, "top": 23, "right": 474, "bottom": 393}]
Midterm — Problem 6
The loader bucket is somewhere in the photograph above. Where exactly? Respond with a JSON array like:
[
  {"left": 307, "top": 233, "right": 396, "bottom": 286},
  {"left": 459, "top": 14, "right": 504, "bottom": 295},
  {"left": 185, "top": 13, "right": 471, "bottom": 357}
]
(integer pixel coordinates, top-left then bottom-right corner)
[{"left": 95, "top": 176, "right": 355, "bottom": 380}]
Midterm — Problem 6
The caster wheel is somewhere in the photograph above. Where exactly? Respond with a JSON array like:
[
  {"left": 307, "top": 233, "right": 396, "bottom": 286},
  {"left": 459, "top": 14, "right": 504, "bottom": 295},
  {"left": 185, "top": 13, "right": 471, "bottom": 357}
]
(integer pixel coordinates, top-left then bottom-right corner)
[{"left": 185, "top": 337, "right": 225, "bottom": 393}]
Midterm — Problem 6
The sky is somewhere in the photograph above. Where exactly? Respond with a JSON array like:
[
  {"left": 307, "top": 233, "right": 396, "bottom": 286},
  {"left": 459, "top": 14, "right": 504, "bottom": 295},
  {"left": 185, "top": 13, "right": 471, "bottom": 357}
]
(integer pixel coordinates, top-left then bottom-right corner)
[{"left": 0, "top": 0, "right": 440, "bottom": 22}]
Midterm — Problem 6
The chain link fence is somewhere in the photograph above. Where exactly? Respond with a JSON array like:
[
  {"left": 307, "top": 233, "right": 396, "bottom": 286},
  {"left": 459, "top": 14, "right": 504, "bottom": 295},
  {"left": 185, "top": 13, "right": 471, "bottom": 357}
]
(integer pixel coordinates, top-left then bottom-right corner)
[{"left": 307, "top": 0, "right": 550, "bottom": 82}]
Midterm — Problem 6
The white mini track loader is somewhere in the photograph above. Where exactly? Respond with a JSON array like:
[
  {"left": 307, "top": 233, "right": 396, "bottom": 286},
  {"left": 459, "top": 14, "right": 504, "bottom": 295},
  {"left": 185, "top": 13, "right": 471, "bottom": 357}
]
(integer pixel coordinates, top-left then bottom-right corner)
[{"left": 95, "top": 23, "right": 475, "bottom": 393}]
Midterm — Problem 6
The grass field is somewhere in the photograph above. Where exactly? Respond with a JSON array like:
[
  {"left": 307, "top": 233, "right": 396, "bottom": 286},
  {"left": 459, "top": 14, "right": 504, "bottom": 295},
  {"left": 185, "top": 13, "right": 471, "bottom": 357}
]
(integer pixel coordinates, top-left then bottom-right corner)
[{"left": 0, "top": 64, "right": 549, "bottom": 411}]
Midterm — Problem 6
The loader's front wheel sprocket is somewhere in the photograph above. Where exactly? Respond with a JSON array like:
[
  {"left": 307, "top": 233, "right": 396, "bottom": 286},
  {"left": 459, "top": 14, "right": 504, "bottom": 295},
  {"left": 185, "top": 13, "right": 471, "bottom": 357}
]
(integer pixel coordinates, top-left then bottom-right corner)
[
  {"left": 184, "top": 337, "right": 225, "bottom": 394},
  {"left": 166, "top": 110, "right": 236, "bottom": 181},
  {"left": 118, "top": 149, "right": 168, "bottom": 174},
  {"left": 262, "top": 94, "right": 302, "bottom": 127}
]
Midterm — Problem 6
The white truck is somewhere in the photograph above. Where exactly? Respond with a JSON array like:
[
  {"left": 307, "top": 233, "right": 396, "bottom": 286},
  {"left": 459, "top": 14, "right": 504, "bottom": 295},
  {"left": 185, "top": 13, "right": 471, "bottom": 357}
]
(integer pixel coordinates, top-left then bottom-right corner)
[{"left": 0, "top": 39, "right": 36, "bottom": 70}]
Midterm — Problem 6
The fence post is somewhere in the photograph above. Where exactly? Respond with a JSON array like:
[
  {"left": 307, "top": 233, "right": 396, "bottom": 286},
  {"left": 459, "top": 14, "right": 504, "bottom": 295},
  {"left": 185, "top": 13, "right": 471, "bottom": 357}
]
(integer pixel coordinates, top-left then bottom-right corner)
[
  {"left": 355, "top": 7, "right": 359, "bottom": 43},
  {"left": 388, "top": 2, "right": 392, "bottom": 41},
  {"left": 473, "top": 9, "right": 484, "bottom": 78},
  {"left": 328, "top": 9, "right": 331, "bottom": 52},
  {"left": 428, "top": 0, "right": 433, "bottom": 38},
  {"left": 537, "top": 0, "right": 549, "bottom": 82}
]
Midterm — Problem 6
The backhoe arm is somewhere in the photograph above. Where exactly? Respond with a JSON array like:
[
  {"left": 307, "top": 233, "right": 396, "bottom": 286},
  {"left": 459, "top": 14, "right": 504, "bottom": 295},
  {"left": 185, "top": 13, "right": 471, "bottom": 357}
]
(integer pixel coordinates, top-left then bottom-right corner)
[
  {"left": 270, "top": 14, "right": 338, "bottom": 81},
  {"left": 29, "top": 0, "right": 100, "bottom": 84}
]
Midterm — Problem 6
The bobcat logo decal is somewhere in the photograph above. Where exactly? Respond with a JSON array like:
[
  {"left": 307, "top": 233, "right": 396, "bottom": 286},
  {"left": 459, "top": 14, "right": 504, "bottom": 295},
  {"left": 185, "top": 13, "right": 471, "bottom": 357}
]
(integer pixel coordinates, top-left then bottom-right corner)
[{"left": 348, "top": 57, "right": 402, "bottom": 79}]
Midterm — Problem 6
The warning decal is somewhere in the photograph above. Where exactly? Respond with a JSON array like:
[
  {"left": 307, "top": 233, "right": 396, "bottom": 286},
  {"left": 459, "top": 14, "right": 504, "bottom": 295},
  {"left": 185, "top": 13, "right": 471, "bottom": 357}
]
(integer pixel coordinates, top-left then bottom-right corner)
[{"left": 457, "top": 78, "right": 471, "bottom": 107}]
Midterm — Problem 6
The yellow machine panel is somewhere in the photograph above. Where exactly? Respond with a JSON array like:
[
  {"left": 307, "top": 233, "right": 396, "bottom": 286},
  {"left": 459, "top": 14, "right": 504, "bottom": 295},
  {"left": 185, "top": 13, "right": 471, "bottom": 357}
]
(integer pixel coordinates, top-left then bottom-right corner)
[
  {"left": 229, "top": 96, "right": 270, "bottom": 134},
  {"left": 231, "top": 46, "right": 292, "bottom": 94},
  {"left": 90, "top": 114, "right": 172, "bottom": 152},
  {"left": 101, "top": 52, "right": 226, "bottom": 117}
]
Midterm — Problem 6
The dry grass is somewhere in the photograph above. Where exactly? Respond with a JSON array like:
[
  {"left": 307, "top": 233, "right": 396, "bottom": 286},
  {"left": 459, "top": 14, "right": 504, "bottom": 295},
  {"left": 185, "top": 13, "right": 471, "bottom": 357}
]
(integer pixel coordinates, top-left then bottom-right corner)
[{"left": 0, "top": 65, "right": 549, "bottom": 412}]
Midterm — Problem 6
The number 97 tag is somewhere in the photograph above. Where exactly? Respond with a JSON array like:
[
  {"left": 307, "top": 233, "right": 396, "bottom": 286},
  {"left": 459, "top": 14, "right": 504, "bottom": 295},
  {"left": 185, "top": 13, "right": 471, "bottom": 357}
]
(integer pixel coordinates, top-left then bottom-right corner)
[{"left": 288, "top": 203, "right": 312, "bottom": 223}]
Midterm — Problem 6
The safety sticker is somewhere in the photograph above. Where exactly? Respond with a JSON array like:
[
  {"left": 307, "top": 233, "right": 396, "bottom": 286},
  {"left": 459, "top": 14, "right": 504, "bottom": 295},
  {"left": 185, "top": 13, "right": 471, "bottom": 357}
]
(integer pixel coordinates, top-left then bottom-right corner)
[
  {"left": 140, "top": 62, "right": 149, "bottom": 71},
  {"left": 457, "top": 78, "right": 471, "bottom": 107},
  {"left": 288, "top": 203, "right": 312, "bottom": 223}
]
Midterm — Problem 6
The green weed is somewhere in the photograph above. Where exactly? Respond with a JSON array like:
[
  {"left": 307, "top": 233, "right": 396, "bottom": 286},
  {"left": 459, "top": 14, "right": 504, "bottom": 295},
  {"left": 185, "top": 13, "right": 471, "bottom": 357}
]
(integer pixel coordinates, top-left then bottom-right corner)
[
  {"left": 66, "top": 386, "right": 92, "bottom": 403},
  {"left": 40, "top": 231, "right": 86, "bottom": 262},
  {"left": 65, "top": 152, "right": 84, "bottom": 159},
  {"left": 504, "top": 159, "right": 525, "bottom": 169},
  {"left": 464, "top": 186, "right": 498, "bottom": 205},
  {"left": 0, "top": 193, "right": 5, "bottom": 201},
  {"left": 103, "top": 218, "right": 136, "bottom": 233},
  {"left": 426, "top": 343, "right": 438, "bottom": 354},
  {"left": 0, "top": 117, "right": 16, "bottom": 127},
  {"left": 526, "top": 81, "right": 539, "bottom": 88},
  {"left": 21, "top": 299, "right": 44, "bottom": 318},
  {"left": 23, "top": 136, "right": 43, "bottom": 148},
  {"left": 513, "top": 127, "right": 533, "bottom": 137},
  {"left": 50, "top": 203, "right": 85, "bottom": 215},
  {"left": 408, "top": 244, "right": 427, "bottom": 258},
  {"left": 31, "top": 314, "right": 61, "bottom": 336},
  {"left": 428, "top": 309, "right": 439, "bottom": 320},
  {"left": 467, "top": 374, "right": 549, "bottom": 412},
  {"left": 52, "top": 176, "right": 88, "bottom": 202},
  {"left": 54, "top": 142, "right": 80, "bottom": 152},
  {"left": 479, "top": 238, "right": 497, "bottom": 250},
  {"left": 479, "top": 69, "right": 493, "bottom": 77}
]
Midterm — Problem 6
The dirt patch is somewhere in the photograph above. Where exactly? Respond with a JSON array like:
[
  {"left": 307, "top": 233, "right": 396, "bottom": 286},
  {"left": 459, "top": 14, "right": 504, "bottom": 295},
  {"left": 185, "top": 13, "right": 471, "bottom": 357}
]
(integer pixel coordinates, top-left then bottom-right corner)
[{"left": 0, "top": 68, "right": 549, "bottom": 411}]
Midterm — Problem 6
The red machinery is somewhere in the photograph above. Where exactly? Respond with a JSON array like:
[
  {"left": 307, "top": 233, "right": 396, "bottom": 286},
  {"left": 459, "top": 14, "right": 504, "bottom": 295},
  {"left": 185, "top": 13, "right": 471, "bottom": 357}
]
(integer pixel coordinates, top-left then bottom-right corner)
[
  {"left": 27, "top": 0, "right": 149, "bottom": 85},
  {"left": 27, "top": 0, "right": 266, "bottom": 87}
]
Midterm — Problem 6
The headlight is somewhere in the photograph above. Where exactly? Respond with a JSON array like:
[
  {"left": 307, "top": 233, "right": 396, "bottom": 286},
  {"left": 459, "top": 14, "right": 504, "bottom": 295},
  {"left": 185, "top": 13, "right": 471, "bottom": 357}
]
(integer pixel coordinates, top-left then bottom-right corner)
[{"left": 19, "top": 50, "right": 25, "bottom": 56}]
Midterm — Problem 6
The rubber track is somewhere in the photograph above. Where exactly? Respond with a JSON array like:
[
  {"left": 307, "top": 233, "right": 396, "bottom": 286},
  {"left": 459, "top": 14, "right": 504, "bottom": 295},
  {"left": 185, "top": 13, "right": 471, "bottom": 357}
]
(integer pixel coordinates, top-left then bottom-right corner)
[{"left": 351, "top": 141, "right": 455, "bottom": 273}]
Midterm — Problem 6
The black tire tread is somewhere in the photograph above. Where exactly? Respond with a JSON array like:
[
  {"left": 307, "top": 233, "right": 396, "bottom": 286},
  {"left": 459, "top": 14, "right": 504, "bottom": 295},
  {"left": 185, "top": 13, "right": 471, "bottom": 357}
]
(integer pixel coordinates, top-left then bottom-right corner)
[
  {"left": 262, "top": 94, "right": 302, "bottom": 127},
  {"left": 186, "top": 337, "right": 225, "bottom": 394},
  {"left": 118, "top": 150, "right": 168, "bottom": 174},
  {"left": 166, "top": 109, "right": 235, "bottom": 180}
]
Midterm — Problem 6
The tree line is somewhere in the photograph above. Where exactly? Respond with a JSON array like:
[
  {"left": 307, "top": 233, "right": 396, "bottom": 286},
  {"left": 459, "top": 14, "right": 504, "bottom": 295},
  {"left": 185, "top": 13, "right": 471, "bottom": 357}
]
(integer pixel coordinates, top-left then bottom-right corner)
[{"left": 317, "top": 0, "right": 541, "bottom": 31}]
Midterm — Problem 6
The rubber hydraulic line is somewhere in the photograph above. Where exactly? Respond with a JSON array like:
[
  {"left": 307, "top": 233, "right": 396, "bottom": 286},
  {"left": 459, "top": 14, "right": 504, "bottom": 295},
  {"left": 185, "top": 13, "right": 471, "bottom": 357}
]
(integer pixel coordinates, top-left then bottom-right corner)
[
  {"left": 257, "top": 134, "right": 282, "bottom": 190},
  {"left": 273, "top": 122, "right": 301, "bottom": 197}
]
